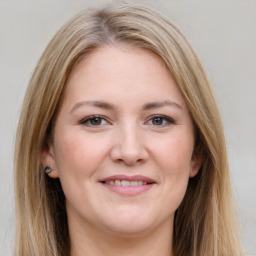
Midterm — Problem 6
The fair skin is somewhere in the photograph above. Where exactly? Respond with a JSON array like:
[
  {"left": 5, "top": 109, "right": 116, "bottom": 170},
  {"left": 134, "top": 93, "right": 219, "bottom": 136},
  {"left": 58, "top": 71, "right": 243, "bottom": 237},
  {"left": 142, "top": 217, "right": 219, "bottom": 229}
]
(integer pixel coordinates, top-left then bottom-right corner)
[{"left": 42, "top": 45, "right": 202, "bottom": 256}]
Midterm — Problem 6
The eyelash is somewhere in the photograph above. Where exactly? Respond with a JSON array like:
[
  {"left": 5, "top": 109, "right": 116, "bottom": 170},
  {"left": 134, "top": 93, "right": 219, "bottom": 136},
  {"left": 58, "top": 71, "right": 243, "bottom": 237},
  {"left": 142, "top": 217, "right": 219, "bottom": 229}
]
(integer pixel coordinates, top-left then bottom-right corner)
[
  {"left": 80, "top": 115, "right": 176, "bottom": 127},
  {"left": 145, "top": 115, "right": 176, "bottom": 127},
  {"left": 80, "top": 115, "right": 110, "bottom": 127}
]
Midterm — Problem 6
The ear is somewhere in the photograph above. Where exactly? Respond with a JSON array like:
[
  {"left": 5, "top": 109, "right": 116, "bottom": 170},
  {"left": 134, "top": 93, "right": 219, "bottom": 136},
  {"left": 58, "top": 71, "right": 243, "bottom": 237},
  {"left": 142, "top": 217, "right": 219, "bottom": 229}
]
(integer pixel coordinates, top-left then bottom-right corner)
[
  {"left": 189, "top": 148, "right": 203, "bottom": 178},
  {"left": 41, "top": 144, "right": 59, "bottom": 179}
]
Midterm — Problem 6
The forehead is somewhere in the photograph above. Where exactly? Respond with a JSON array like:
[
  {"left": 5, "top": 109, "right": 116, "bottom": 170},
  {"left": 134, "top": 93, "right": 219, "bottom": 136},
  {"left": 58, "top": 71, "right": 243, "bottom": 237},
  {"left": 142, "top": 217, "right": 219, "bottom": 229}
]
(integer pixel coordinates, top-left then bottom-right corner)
[
  {"left": 62, "top": 45, "right": 187, "bottom": 110},
  {"left": 69, "top": 44, "right": 168, "bottom": 82}
]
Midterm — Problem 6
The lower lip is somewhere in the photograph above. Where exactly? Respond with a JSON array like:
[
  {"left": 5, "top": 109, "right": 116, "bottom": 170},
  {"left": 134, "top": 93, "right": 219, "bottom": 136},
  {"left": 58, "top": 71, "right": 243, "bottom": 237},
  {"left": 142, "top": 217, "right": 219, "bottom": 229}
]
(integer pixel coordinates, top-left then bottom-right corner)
[{"left": 101, "top": 183, "right": 155, "bottom": 195}]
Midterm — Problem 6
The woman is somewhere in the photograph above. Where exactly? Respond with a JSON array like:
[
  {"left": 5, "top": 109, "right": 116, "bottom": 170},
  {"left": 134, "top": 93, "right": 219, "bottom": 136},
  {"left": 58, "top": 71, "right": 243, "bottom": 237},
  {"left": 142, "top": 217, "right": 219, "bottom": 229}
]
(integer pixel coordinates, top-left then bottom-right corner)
[{"left": 14, "top": 2, "right": 244, "bottom": 256}]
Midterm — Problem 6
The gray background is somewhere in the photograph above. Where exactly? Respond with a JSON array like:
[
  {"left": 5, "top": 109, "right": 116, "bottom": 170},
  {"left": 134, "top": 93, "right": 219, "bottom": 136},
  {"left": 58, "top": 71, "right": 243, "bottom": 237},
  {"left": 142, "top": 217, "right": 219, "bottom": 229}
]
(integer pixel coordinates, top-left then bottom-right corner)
[{"left": 0, "top": 0, "right": 255, "bottom": 255}]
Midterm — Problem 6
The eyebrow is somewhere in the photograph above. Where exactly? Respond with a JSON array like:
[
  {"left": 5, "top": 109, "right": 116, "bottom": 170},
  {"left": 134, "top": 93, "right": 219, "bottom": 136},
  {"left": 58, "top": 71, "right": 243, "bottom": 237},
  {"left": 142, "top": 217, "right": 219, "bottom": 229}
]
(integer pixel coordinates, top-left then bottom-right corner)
[
  {"left": 70, "top": 100, "right": 182, "bottom": 114},
  {"left": 70, "top": 100, "right": 114, "bottom": 113},
  {"left": 142, "top": 100, "right": 182, "bottom": 110}
]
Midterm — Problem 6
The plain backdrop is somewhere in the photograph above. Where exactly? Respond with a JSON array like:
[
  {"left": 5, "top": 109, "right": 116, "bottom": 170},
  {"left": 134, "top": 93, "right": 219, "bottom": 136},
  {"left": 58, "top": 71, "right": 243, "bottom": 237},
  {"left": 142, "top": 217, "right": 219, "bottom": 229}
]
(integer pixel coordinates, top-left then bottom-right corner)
[{"left": 0, "top": 0, "right": 255, "bottom": 255}]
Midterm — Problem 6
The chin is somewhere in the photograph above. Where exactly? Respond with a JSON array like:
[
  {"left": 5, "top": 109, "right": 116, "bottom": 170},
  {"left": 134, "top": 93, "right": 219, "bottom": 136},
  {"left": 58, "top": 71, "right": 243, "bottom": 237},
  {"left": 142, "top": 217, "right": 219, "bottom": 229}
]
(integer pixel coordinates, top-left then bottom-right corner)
[{"left": 99, "top": 206, "right": 159, "bottom": 237}]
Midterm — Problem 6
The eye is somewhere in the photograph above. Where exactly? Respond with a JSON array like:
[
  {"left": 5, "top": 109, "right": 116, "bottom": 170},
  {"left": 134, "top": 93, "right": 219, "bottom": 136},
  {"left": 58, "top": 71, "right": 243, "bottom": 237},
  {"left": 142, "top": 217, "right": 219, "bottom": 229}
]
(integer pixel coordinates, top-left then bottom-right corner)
[
  {"left": 80, "top": 115, "right": 110, "bottom": 127},
  {"left": 146, "top": 115, "right": 175, "bottom": 127}
]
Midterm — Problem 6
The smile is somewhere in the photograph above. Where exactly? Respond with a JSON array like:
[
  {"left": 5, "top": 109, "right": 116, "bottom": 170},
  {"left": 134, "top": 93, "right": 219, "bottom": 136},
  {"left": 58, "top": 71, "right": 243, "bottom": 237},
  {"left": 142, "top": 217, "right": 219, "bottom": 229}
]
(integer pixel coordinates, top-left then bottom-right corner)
[
  {"left": 100, "top": 175, "right": 156, "bottom": 195},
  {"left": 103, "top": 180, "right": 149, "bottom": 186}
]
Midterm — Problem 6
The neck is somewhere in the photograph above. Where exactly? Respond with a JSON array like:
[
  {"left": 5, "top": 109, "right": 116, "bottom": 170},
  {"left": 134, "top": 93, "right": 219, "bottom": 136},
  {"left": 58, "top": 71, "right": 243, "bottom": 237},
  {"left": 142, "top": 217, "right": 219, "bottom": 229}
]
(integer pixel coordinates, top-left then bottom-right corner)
[{"left": 69, "top": 217, "right": 174, "bottom": 256}]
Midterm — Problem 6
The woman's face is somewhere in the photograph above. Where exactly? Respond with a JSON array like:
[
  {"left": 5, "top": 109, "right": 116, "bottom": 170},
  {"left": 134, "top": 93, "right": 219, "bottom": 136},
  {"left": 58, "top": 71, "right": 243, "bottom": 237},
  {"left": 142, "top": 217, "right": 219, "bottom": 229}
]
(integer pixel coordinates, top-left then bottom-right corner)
[{"left": 43, "top": 45, "right": 201, "bottom": 238}]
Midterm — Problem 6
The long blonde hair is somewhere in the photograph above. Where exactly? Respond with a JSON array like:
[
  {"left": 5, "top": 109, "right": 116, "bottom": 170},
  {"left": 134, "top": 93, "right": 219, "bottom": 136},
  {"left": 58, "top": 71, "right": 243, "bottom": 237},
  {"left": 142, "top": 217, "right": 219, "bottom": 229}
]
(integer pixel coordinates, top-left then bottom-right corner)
[{"left": 14, "top": 2, "right": 244, "bottom": 256}]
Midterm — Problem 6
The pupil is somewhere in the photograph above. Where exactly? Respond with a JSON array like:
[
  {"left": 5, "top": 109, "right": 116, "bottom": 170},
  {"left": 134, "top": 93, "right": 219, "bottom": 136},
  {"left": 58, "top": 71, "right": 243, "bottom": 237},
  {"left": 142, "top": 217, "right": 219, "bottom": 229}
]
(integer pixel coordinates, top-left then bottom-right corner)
[
  {"left": 153, "top": 117, "right": 163, "bottom": 125},
  {"left": 91, "top": 117, "right": 101, "bottom": 125}
]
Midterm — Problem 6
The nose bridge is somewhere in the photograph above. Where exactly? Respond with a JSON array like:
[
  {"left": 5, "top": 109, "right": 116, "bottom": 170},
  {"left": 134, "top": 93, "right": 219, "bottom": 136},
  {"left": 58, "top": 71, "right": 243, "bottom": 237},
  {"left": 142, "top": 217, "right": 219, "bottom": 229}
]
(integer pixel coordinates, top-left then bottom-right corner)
[
  {"left": 121, "top": 122, "right": 141, "bottom": 151},
  {"left": 111, "top": 120, "right": 148, "bottom": 165}
]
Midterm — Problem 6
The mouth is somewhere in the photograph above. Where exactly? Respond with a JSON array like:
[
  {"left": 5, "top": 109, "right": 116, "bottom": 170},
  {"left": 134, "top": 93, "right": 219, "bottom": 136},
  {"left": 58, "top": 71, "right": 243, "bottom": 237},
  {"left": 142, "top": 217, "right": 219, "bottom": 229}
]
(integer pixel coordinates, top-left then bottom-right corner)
[
  {"left": 99, "top": 175, "right": 156, "bottom": 195},
  {"left": 102, "top": 180, "right": 150, "bottom": 186}
]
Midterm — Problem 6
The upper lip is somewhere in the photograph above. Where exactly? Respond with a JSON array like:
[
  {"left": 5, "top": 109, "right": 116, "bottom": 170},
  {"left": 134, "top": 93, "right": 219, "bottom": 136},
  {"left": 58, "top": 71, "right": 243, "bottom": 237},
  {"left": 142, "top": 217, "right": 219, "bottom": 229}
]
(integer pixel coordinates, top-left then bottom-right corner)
[{"left": 99, "top": 175, "right": 156, "bottom": 183}]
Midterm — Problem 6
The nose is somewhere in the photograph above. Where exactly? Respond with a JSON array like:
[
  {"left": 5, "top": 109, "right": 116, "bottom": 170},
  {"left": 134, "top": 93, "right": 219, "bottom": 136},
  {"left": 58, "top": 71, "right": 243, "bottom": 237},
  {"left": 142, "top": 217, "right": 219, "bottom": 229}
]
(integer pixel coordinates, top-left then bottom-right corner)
[{"left": 110, "top": 124, "right": 149, "bottom": 166}]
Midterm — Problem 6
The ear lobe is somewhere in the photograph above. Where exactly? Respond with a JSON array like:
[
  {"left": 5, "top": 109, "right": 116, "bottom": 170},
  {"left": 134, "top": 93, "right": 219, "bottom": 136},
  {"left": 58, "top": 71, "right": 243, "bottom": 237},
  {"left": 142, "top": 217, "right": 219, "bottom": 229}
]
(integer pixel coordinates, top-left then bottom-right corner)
[
  {"left": 41, "top": 144, "right": 59, "bottom": 179},
  {"left": 189, "top": 149, "right": 203, "bottom": 178}
]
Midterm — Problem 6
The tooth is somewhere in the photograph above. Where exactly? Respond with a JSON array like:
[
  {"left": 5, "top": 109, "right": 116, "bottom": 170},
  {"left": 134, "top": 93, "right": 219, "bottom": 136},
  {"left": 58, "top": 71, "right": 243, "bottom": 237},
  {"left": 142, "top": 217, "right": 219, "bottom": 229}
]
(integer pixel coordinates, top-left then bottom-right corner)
[
  {"left": 106, "top": 180, "right": 149, "bottom": 186},
  {"left": 115, "top": 180, "right": 121, "bottom": 186},
  {"left": 130, "top": 181, "right": 138, "bottom": 186},
  {"left": 121, "top": 180, "right": 129, "bottom": 186}
]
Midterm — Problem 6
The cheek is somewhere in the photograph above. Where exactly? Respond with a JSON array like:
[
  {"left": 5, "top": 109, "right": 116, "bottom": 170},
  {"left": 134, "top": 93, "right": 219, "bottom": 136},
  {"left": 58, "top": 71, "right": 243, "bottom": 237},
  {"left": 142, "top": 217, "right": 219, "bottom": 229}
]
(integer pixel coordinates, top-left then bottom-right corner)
[
  {"left": 154, "top": 136, "right": 194, "bottom": 213},
  {"left": 156, "top": 136, "right": 194, "bottom": 175},
  {"left": 53, "top": 131, "right": 109, "bottom": 178},
  {"left": 52, "top": 131, "right": 111, "bottom": 212}
]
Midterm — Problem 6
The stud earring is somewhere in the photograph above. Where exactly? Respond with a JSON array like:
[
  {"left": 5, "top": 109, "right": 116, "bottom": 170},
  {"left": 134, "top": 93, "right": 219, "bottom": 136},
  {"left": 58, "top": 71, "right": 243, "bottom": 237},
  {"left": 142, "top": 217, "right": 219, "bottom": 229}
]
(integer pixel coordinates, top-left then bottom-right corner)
[{"left": 44, "top": 165, "right": 52, "bottom": 174}]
